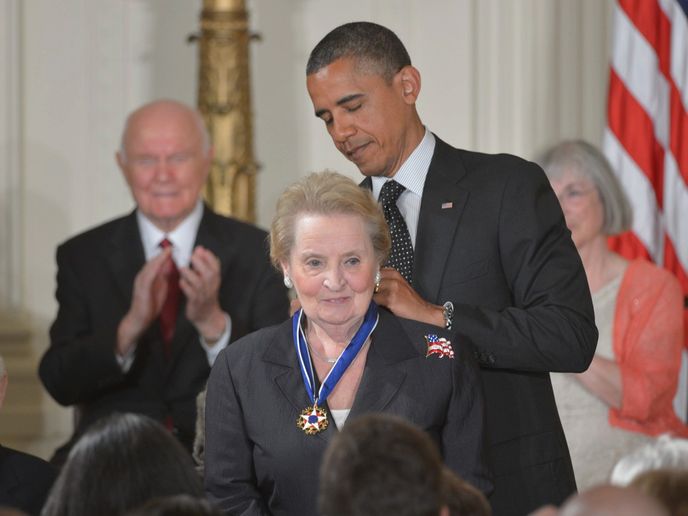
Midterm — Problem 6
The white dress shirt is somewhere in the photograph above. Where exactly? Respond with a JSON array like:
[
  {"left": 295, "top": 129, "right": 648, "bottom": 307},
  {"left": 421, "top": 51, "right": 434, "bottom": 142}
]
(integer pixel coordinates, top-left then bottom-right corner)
[
  {"left": 371, "top": 128, "right": 435, "bottom": 246},
  {"left": 117, "top": 200, "right": 230, "bottom": 371}
]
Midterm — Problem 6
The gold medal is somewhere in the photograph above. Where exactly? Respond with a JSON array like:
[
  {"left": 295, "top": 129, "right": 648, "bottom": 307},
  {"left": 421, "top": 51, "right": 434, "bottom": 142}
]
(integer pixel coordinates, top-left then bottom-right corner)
[{"left": 296, "top": 405, "right": 329, "bottom": 435}]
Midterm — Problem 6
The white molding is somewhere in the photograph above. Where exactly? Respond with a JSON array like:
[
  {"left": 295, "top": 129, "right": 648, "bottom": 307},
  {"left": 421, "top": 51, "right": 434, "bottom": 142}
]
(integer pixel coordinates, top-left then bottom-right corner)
[{"left": 0, "top": 0, "right": 22, "bottom": 310}]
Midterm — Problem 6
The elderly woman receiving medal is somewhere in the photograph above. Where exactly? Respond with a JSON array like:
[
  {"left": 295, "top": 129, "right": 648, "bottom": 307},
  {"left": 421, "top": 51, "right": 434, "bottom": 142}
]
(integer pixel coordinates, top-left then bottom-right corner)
[{"left": 203, "top": 171, "right": 491, "bottom": 516}]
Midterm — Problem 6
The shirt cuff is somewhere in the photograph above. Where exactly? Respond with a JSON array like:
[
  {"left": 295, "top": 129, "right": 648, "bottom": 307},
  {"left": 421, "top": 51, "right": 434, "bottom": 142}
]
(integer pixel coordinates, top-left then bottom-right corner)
[
  {"left": 200, "top": 312, "right": 231, "bottom": 366},
  {"left": 115, "top": 346, "right": 137, "bottom": 373}
]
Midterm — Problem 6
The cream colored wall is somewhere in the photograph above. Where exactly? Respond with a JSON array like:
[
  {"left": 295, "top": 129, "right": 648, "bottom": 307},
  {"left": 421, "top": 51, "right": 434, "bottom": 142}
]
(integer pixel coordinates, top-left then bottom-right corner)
[{"left": 2, "top": 0, "right": 612, "bottom": 458}]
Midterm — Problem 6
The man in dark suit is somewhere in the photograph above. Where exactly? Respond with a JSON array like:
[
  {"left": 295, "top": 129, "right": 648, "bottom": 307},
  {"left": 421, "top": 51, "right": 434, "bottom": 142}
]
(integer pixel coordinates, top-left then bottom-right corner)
[
  {"left": 306, "top": 22, "right": 598, "bottom": 515},
  {"left": 39, "top": 100, "right": 289, "bottom": 465},
  {"left": 0, "top": 355, "right": 56, "bottom": 515}
]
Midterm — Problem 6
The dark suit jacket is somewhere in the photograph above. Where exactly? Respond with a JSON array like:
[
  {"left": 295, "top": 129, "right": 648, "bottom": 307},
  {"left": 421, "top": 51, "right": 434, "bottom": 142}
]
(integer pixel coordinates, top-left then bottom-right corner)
[
  {"left": 204, "top": 308, "right": 491, "bottom": 516},
  {"left": 39, "top": 205, "right": 289, "bottom": 464},
  {"left": 364, "top": 137, "right": 598, "bottom": 516},
  {"left": 0, "top": 445, "right": 56, "bottom": 515}
]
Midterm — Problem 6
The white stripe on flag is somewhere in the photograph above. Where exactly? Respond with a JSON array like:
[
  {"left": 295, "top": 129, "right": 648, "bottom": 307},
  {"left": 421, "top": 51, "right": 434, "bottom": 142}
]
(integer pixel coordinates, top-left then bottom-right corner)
[
  {"left": 603, "top": 129, "right": 665, "bottom": 262},
  {"left": 611, "top": 2, "right": 671, "bottom": 148}
]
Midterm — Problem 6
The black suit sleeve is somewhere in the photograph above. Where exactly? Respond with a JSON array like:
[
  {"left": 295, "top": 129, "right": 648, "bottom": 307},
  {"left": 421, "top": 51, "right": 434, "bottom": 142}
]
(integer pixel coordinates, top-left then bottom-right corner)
[
  {"left": 39, "top": 243, "right": 127, "bottom": 406},
  {"left": 204, "top": 346, "right": 270, "bottom": 516},
  {"left": 443, "top": 340, "right": 493, "bottom": 494},
  {"left": 454, "top": 161, "right": 597, "bottom": 372}
]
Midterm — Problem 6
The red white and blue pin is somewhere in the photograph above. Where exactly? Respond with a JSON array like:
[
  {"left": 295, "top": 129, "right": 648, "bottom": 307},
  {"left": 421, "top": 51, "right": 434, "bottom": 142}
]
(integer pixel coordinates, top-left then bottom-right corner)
[{"left": 425, "top": 334, "right": 454, "bottom": 359}]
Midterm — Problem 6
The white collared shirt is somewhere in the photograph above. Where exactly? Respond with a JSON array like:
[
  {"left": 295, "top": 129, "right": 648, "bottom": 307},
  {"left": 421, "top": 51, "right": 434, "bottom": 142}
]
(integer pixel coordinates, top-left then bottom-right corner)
[
  {"left": 118, "top": 199, "right": 230, "bottom": 371},
  {"left": 371, "top": 128, "right": 435, "bottom": 246},
  {"left": 137, "top": 198, "right": 205, "bottom": 267}
]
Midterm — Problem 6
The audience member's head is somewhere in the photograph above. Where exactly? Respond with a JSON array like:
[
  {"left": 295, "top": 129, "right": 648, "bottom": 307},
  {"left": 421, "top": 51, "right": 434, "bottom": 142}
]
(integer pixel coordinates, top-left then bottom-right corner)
[
  {"left": 441, "top": 467, "right": 491, "bottom": 516},
  {"left": 539, "top": 139, "right": 632, "bottom": 239},
  {"left": 631, "top": 468, "right": 688, "bottom": 516},
  {"left": 610, "top": 434, "right": 688, "bottom": 486},
  {"left": 125, "top": 494, "right": 221, "bottom": 516},
  {"left": 0, "top": 508, "right": 29, "bottom": 516},
  {"left": 41, "top": 413, "right": 203, "bottom": 516},
  {"left": 318, "top": 413, "right": 448, "bottom": 516},
  {"left": 115, "top": 99, "right": 212, "bottom": 232},
  {"left": 558, "top": 484, "right": 668, "bottom": 516}
]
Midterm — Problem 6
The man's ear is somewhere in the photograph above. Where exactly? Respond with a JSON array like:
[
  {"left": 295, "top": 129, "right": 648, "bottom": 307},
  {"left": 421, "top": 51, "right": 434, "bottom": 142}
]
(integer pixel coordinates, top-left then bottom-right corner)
[{"left": 396, "top": 65, "right": 421, "bottom": 104}]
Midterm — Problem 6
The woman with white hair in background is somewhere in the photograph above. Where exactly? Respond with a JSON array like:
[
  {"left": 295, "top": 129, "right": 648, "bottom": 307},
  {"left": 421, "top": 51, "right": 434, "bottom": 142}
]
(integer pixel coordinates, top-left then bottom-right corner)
[{"left": 540, "top": 140, "right": 688, "bottom": 490}]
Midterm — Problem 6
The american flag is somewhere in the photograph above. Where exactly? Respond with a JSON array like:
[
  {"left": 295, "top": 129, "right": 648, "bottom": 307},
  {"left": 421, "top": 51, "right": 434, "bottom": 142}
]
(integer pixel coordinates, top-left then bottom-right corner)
[{"left": 603, "top": 0, "right": 688, "bottom": 346}]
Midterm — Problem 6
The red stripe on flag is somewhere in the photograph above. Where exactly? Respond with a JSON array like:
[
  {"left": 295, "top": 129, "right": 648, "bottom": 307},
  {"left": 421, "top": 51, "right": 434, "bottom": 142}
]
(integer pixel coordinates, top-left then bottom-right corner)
[
  {"left": 619, "top": 0, "right": 672, "bottom": 77},
  {"left": 607, "top": 232, "right": 653, "bottom": 261},
  {"left": 670, "top": 84, "right": 688, "bottom": 185},
  {"left": 607, "top": 70, "right": 666, "bottom": 207}
]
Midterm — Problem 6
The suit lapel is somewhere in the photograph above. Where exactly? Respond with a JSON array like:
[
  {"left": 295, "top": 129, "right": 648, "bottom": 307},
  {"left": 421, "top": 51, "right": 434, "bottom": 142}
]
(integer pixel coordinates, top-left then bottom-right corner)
[
  {"left": 105, "top": 211, "right": 145, "bottom": 306},
  {"left": 167, "top": 206, "right": 234, "bottom": 366},
  {"left": 360, "top": 142, "right": 470, "bottom": 303},
  {"left": 414, "top": 138, "right": 469, "bottom": 303},
  {"left": 193, "top": 205, "right": 235, "bottom": 294},
  {"left": 263, "top": 323, "right": 337, "bottom": 443},
  {"left": 260, "top": 312, "right": 418, "bottom": 441},
  {"left": 349, "top": 310, "right": 418, "bottom": 417}
]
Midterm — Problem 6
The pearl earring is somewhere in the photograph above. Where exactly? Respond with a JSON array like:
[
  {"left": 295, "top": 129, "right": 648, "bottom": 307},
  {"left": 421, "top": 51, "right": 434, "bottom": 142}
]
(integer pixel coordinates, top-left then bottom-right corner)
[
  {"left": 374, "top": 270, "right": 381, "bottom": 293},
  {"left": 283, "top": 276, "right": 293, "bottom": 289}
]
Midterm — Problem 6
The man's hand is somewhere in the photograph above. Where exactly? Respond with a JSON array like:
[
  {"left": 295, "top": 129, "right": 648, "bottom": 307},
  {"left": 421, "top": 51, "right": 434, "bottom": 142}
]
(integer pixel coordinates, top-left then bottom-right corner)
[
  {"left": 117, "top": 247, "right": 172, "bottom": 356},
  {"left": 180, "top": 245, "right": 226, "bottom": 342},
  {"left": 373, "top": 267, "right": 445, "bottom": 327}
]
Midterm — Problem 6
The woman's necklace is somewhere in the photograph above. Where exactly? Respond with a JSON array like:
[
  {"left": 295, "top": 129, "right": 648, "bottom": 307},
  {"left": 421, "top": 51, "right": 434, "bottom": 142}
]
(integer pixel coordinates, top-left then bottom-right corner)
[
  {"left": 308, "top": 345, "right": 338, "bottom": 364},
  {"left": 308, "top": 336, "right": 371, "bottom": 364}
]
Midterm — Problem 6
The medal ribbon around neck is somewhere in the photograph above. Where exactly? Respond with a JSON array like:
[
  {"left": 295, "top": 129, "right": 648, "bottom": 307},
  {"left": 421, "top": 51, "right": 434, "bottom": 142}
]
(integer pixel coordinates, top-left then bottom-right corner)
[{"left": 292, "top": 301, "right": 379, "bottom": 434}]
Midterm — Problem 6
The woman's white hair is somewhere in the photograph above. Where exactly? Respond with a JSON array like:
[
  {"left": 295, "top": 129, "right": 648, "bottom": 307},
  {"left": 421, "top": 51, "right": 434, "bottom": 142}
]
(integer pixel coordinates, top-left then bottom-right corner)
[{"left": 610, "top": 434, "right": 688, "bottom": 486}]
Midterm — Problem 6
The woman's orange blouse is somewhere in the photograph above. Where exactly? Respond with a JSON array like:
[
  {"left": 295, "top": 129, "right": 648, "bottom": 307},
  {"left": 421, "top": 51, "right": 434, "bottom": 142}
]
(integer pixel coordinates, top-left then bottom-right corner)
[{"left": 610, "top": 259, "right": 688, "bottom": 437}]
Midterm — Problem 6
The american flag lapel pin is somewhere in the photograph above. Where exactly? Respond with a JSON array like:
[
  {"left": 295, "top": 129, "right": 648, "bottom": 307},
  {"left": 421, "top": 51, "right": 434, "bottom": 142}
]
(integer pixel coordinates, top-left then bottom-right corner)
[
  {"left": 441, "top": 201, "right": 453, "bottom": 209},
  {"left": 425, "top": 334, "right": 455, "bottom": 359}
]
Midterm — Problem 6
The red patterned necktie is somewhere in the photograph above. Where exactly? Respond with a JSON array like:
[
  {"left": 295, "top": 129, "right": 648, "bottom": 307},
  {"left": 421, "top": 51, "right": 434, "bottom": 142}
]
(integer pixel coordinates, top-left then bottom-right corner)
[{"left": 159, "top": 238, "right": 181, "bottom": 359}]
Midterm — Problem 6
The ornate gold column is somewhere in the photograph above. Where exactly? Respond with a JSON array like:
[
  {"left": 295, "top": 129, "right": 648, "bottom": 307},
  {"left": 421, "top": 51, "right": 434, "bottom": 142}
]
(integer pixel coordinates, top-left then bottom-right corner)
[{"left": 196, "top": 0, "right": 257, "bottom": 222}]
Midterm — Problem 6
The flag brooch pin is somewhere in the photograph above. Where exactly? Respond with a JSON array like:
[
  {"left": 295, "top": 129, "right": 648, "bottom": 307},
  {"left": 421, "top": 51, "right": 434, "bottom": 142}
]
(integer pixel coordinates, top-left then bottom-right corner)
[{"left": 425, "top": 334, "right": 454, "bottom": 359}]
